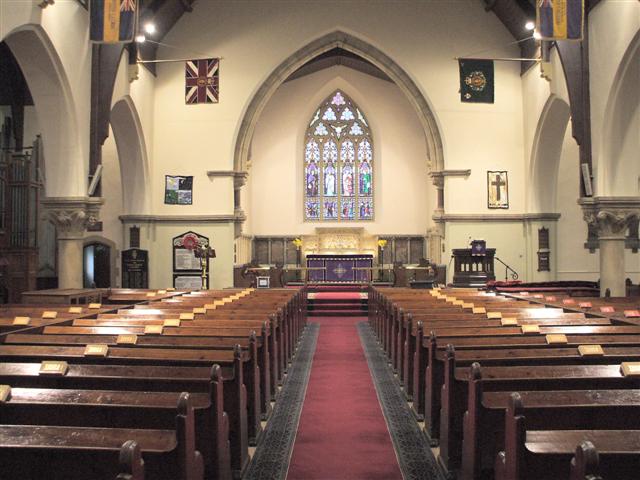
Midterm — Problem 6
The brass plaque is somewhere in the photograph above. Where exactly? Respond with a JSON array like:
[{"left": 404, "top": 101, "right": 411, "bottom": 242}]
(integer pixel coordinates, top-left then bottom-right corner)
[
  {"left": 545, "top": 296, "right": 557, "bottom": 301},
  {"left": 462, "top": 303, "right": 474, "bottom": 309},
  {"left": 144, "top": 325, "right": 164, "bottom": 335},
  {"left": 600, "top": 306, "right": 615, "bottom": 313},
  {"left": 473, "top": 307, "right": 487, "bottom": 314},
  {"left": 578, "top": 344, "right": 604, "bottom": 356},
  {"left": 116, "top": 334, "right": 138, "bottom": 345},
  {"left": 146, "top": 292, "right": 156, "bottom": 298},
  {"left": 620, "top": 362, "right": 640, "bottom": 377},
  {"left": 68, "top": 307, "right": 83, "bottom": 314},
  {"left": 39, "top": 361, "right": 69, "bottom": 376},
  {"left": 88, "top": 303, "right": 102, "bottom": 310},
  {"left": 157, "top": 290, "right": 167, "bottom": 294},
  {"left": 562, "top": 299, "right": 576, "bottom": 305},
  {"left": 193, "top": 308, "right": 206, "bottom": 314},
  {"left": 167, "top": 287, "right": 176, "bottom": 291},
  {"left": 521, "top": 324, "right": 540, "bottom": 334},
  {"left": 13, "top": 316, "right": 31, "bottom": 326},
  {"left": 578, "top": 302, "right": 592, "bottom": 309},
  {"left": 41, "top": 311, "right": 58, "bottom": 319},
  {"left": 487, "top": 311, "right": 502, "bottom": 319},
  {"left": 0, "top": 385, "right": 11, "bottom": 402},
  {"left": 163, "top": 319, "right": 181, "bottom": 327},
  {"left": 624, "top": 310, "right": 640, "bottom": 318},
  {"left": 546, "top": 334, "right": 568, "bottom": 344},
  {"left": 179, "top": 313, "right": 195, "bottom": 320},
  {"left": 84, "top": 344, "right": 109, "bottom": 357},
  {"left": 500, "top": 317, "right": 518, "bottom": 326}
]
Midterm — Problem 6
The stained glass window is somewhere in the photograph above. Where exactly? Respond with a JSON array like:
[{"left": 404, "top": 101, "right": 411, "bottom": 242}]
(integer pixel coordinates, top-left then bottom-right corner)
[{"left": 304, "top": 90, "right": 374, "bottom": 221}]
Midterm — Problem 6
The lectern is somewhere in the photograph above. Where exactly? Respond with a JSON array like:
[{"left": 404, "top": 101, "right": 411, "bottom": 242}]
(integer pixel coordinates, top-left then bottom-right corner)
[{"left": 452, "top": 246, "right": 496, "bottom": 287}]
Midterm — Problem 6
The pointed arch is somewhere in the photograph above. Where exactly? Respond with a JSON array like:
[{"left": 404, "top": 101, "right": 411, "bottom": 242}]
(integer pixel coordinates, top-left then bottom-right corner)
[
  {"left": 3, "top": 24, "right": 84, "bottom": 197},
  {"left": 600, "top": 29, "right": 640, "bottom": 196},
  {"left": 234, "top": 30, "right": 443, "bottom": 174},
  {"left": 110, "top": 96, "right": 150, "bottom": 214},
  {"left": 529, "top": 94, "right": 571, "bottom": 213}
]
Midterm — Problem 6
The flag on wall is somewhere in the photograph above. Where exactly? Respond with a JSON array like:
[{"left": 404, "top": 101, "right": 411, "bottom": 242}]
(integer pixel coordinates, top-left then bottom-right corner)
[
  {"left": 90, "top": 0, "right": 138, "bottom": 43},
  {"left": 536, "top": 0, "right": 584, "bottom": 41},
  {"left": 185, "top": 58, "right": 220, "bottom": 104},
  {"left": 458, "top": 59, "right": 494, "bottom": 103}
]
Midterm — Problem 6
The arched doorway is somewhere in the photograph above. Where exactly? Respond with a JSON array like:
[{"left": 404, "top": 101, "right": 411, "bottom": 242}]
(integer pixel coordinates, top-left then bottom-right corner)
[{"left": 83, "top": 242, "right": 111, "bottom": 288}]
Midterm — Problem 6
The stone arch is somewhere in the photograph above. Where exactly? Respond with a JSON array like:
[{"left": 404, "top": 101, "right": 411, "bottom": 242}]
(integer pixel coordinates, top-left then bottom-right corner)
[
  {"left": 3, "top": 24, "right": 84, "bottom": 197},
  {"left": 528, "top": 95, "right": 571, "bottom": 212},
  {"left": 234, "top": 30, "right": 444, "bottom": 174},
  {"left": 110, "top": 96, "right": 150, "bottom": 214},
  {"left": 600, "top": 29, "right": 640, "bottom": 196},
  {"left": 83, "top": 235, "right": 118, "bottom": 287}
]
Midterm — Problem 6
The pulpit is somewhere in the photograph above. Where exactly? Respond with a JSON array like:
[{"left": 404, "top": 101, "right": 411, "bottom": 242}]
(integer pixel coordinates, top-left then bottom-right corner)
[{"left": 452, "top": 248, "right": 496, "bottom": 287}]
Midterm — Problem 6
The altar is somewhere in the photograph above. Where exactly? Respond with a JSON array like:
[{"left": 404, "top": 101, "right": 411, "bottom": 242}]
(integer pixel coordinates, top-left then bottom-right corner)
[{"left": 306, "top": 254, "right": 373, "bottom": 283}]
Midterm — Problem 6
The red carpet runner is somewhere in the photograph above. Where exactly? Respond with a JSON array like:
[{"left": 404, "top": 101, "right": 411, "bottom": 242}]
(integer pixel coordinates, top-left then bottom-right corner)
[{"left": 287, "top": 315, "right": 402, "bottom": 480}]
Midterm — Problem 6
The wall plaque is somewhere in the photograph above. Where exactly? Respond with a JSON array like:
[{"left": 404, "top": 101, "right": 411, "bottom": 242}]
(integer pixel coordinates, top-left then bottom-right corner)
[{"left": 122, "top": 249, "right": 149, "bottom": 289}]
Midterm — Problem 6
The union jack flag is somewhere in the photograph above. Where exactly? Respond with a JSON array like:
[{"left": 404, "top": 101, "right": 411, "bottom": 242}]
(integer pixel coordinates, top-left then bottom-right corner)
[{"left": 185, "top": 58, "right": 219, "bottom": 104}]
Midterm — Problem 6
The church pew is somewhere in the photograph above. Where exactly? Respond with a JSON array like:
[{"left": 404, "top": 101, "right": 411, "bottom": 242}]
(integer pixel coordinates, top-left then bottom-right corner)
[
  {"left": 0, "top": 392, "right": 204, "bottom": 480},
  {"left": 0, "top": 342, "right": 262, "bottom": 450},
  {"left": 460, "top": 363, "right": 640, "bottom": 479},
  {"left": 437, "top": 355, "right": 640, "bottom": 474},
  {"left": 0, "top": 360, "right": 249, "bottom": 476},
  {"left": 5, "top": 328, "right": 273, "bottom": 417},
  {"left": 569, "top": 441, "right": 603, "bottom": 480},
  {"left": 116, "top": 440, "right": 146, "bottom": 480},
  {"left": 0, "top": 381, "right": 230, "bottom": 480},
  {"left": 495, "top": 393, "right": 640, "bottom": 480}
]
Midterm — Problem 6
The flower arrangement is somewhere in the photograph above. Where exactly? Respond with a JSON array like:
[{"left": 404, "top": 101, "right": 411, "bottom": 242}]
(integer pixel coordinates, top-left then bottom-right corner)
[
  {"left": 292, "top": 238, "right": 303, "bottom": 249},
  {"left": 377, "top": 239, "right": 388, "bottom": 248}
]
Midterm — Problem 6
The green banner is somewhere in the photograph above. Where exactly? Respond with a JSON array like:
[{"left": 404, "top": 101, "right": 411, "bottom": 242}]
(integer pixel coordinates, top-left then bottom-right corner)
[{"left": 459, "top": 59, "right": 494, "bottom": 104}]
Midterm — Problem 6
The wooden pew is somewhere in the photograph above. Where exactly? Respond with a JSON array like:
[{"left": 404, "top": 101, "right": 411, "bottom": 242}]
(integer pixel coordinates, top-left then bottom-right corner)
[
  {"left": 495, "top": 393, "right": 640, "bottom": 480},
  {"left": 0, "top": 392, "right": 204, "bottom": 480},
  {"left": 116, "top": 440, "right": 146, "bottom": 480}
]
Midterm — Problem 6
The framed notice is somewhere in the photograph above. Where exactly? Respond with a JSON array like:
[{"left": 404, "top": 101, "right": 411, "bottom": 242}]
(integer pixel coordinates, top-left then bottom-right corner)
[
  {"left": 173, "top": 231, "right": 209, "bottom": 272},
  {"left": 173, "top": 275, "right": 203, "bottom": 290},
  {"left": 487, "top": 171, "right": 509, "bottom": 209},
  {"left": 165, "top": 175, "right": 193, "bottom": 205}
]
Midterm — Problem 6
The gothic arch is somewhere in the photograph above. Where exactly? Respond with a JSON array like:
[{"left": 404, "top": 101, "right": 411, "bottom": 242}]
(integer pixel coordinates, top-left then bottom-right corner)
[
  {"left": 3, "top": 24, "right": 84, "bottom": 197},
  {"left": 110, "top": 96, "right": 150, "bottom": 214},
  {"left": 234, "top": 30, "right": 444, "bottom": 174},
  {"left": 528, "top": 95, "right": 571, "bottom": 212},
  {"left": 600, "top": 29, "right": 640, "bottom": 196}
]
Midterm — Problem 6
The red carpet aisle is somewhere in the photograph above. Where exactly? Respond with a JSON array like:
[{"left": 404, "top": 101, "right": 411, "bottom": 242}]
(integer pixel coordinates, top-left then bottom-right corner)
[{"left": 287, "top": 316, "right": 403, "bottom": 480}]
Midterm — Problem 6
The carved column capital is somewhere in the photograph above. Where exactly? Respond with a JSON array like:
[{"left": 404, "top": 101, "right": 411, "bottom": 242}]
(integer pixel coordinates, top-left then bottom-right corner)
[
  {"left": 579, "top": 197, "right": 640, "bottom": 239},
  {"left": 41, "top": 197, "right": 104, "bottom": 240}
]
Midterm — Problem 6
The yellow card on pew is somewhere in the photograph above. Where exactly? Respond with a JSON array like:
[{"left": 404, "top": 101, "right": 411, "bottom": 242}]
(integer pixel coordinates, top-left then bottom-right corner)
[
  {"left": 116, "top": 334, "right": 138, "bottom": 345},
  {"left": 42, "top": 311, "right": 58, "bottom": 319},
  {"left": 163, "top": 319, "right": 181, "bottom": 327},
  {"left": 500, "top": 317, "right": 518, "bottom": 326},
  {"left": 472, "top": 307, "right": 486, "bottom": 314},
  {"left": 88, "top": 303, "right": 102, "bottom": 310},
  {"left": 453, "top": 300, "right": 464, "bottom": 306},
  {"left": 429, "top": 291, "right": 438, "bottom": 296},
  {"left": 546, "top": 334, "right": 568, "bottom": 345},
  {"left": 84, "top": 344, "right": 109, "bottom": 357},
  {"left": 578, "top": 344, "right": 604, "bottom": 356},
  {"left": 193, "top": 308, "right": 206, "bottom": 315},
  {"left": 0, "top": 385, "right": 11, "bottom": 402},
  {"left": 13, "top": 316, "right": 30, "bottom": 326},
  {"left": 521, "top": 324, "right": 540, "bottom": 334},
  {"left": 144, "top": 325, "right": 163, "bottom": 335},
  {"left": 445, "top": 297, "right": 457, "bottom": 303},
  {"left": 68, "top": 307, "right": 83, "bottom": 314},
  {"left": 621, "top": 362, "right": 640, "bottom": 377},
  {"left": 39, "top": 361, "right": 68, "bottom": 376},
  {"left": 487, "top": 311, "right": 502, "bottom": 319},
  {"left": 180, "top": 313, "right": 195, "bottom": 320},
  {"left": 462, "top": 303, "right": 474, "bottom": 309},
  {"left": 204, "top": 304, "right": 217, "bottom": 311},
  {"left": 157, "top": 290, "right": 167, "bottom": 294},
  {"left": 213, "top": 300, "right": 225, "bottom": 306},
  {"left": 166, "top": 287, "right": 176, "bottom": 292}
]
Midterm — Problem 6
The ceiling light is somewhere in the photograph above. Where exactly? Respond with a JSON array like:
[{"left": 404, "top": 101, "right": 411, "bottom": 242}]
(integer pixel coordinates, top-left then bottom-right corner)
[
  {"left": 144, "top": 23, "right": 156, "bottom": 34},
  {"left": 135, "top": 34, "right": 146, "bottom": 43},
  {"left": 533, "top": 31, "right": 542, "bottom": 40},
  {"left": 525, "top": 21, "right": 535, "bottom": 31}
]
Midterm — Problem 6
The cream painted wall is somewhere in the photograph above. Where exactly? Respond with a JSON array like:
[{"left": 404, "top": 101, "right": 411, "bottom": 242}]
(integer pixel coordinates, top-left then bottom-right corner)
[{"left": 246, "top": 65, "right": 430, "bottom": 236}]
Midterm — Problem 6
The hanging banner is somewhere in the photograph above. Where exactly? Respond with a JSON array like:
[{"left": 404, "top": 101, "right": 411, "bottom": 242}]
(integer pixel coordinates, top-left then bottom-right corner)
[
  {"left": 90, "top": 0, "right": 138, "bottom": 44},
  {"left": 536, "top": 0, "right": 584, "bottom": 41}
]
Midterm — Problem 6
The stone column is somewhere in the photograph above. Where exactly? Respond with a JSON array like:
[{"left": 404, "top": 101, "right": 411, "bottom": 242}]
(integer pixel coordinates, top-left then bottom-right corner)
[
  {"left": 41, "top": 197, "right": 103, "bottom": 289},
  {"left": 580, "top": 197, "right": 640, "bottom": 297}
]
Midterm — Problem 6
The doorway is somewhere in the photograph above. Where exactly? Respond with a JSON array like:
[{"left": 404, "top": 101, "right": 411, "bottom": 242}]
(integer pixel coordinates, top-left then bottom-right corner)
[{"left": 83, "top": 242, "right": 111, "bottom": 288}]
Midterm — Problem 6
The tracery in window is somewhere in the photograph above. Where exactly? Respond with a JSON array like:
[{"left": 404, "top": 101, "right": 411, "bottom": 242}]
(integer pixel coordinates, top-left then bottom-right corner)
[{"left": 304, "top": 90, "right": 374, "bottom": 221}]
